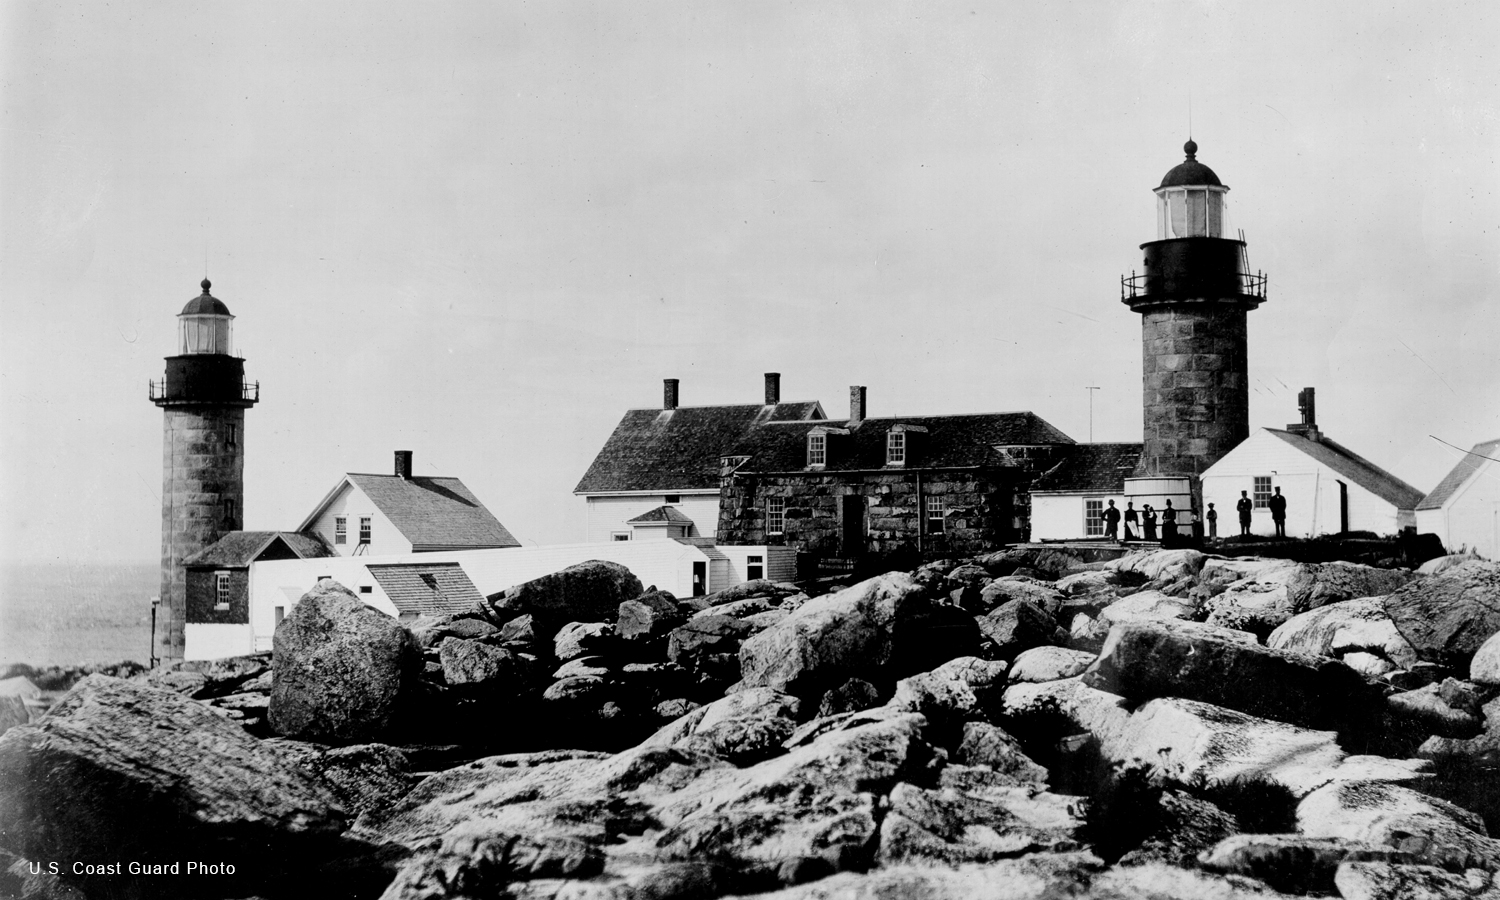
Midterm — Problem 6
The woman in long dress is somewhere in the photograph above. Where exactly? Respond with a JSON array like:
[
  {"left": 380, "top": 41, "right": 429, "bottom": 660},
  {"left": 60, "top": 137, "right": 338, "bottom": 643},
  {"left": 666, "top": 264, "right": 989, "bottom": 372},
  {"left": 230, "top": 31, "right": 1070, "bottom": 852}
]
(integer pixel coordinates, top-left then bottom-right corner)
[{"left": 1142, "top": 505, "right": 1158, "bottom": 541}]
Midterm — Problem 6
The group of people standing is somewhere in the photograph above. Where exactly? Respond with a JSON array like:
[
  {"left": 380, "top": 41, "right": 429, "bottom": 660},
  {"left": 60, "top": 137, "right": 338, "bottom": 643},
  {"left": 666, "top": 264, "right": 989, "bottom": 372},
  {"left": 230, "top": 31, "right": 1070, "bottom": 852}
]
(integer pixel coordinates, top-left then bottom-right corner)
[
  {"left": 1098, "top": 499, "right": 1180, "bottom": 542},
  {"left": 1097, "top": 485, "right": 1288, "bottom": 543}
]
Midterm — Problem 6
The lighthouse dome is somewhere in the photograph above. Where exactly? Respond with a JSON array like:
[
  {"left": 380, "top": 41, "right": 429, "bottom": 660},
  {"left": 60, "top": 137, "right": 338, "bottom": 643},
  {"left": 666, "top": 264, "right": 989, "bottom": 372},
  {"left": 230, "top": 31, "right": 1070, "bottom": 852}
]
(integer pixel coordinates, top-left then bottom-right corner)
[
  {"left": 180, "top": 279, "right": 232, "bottom": 317},
  {"left": 1158, "top": 140, "right": 1223, "bottom": 188}
]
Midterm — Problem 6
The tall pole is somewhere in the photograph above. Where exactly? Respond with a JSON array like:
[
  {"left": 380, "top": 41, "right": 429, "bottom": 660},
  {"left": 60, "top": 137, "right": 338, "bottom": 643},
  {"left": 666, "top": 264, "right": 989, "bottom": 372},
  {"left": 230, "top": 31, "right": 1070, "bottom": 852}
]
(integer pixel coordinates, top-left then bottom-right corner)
[{"left": 1086, "top": 387, "right": 1100, "bottom": 443}]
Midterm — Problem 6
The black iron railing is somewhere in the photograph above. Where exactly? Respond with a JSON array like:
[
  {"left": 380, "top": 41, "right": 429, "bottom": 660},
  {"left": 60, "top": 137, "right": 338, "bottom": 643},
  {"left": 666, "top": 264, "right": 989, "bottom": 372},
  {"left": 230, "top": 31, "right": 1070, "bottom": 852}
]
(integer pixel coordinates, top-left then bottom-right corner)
[
  {"left": 1120, "top": 270, "right": 1267, "bottom": 302},
  {"left": 149, "top": 380, "right": 259, "bottom": 402}
]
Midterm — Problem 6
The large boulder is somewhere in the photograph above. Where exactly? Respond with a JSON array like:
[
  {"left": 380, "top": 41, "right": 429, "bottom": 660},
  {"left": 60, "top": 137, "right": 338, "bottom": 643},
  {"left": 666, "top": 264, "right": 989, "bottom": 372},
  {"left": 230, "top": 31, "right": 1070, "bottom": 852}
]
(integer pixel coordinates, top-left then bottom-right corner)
[
  {"left": 439, "top": 637, "right": 521, "bottom": 689},
  {"left": 975, "top": 599, "right": 1055, "bottom": 663},
  {"left": 1108, "top": 548, "right": 1207, "bottom": 586},
  {"left": 666, "top": 615, "right": 754, "bottom": 666},
  {"left": 1383, "top": 560, "right": 1500, "bottom": 668},
  {"left": 1472, "top": 631, "right": 1500, "bottom": 686},
  {"left": 640, "top": 687, "right": 801, "bottom": 764},
  {"left": 618, "top": 589, "right": 685, "bottom": 642},
  {"left": 269, "top": 579, "right": 419, "bottom": 743},
  {"left": 976, "top": 578, "right": 1066, "bottom": 616},
  {"left": 1008, "top": 646, "right": 1097, "bottom": 684},
  {"left": 1286, "top": 562, "right": 1416, "bottom": 611},
  {"left": 1084, "top": 619, "right": 1383, "bottom": 733},
  {"left": 876, "top": 779, "right": 1083, "bottom": 865},
  {"left": 1268, "top": 598, "right": 1420, "bottom": 671},
  {"left": 1198, "top": 834, "right": 1422, "bottom": 895},
  {"left": 475, "top": 561, "right": 644, "bottom": 636},
  {"left": 1096, "top": 590, "right": 1195, "bottom": 627},
  {"left": 1298, "top": 779, "right": 1500, "bottom": 871},
  {"left": 738, "top": 573, "right": 927, "bottom": 699},
  {"left": 0, "top": 676, "right": 362, "bottom": 896}
]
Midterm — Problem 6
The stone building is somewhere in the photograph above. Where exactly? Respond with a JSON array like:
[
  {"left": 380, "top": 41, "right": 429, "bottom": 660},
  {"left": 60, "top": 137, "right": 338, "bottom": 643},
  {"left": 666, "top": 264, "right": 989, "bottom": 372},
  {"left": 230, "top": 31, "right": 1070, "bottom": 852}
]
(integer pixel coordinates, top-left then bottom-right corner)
[
  {"left": 714, "top": 387, "right": 1073, "bottom": 566},
  {"left": 149, "top": 279, "right": 260, "bottom": 663},
  {"left": 181, "top": 531, "right": 332, "bottom": 660}
]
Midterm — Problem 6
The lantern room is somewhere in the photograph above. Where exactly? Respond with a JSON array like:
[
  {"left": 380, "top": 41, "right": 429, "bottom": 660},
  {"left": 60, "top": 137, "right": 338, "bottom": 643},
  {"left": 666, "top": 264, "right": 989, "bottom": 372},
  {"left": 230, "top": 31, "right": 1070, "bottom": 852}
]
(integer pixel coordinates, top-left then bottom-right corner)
[
  {"left": 178, "top": 279, "right": 235, "bottom": 355},
  {"left": 1154, "top": 140, "right": 1230, "bottom": 239}
]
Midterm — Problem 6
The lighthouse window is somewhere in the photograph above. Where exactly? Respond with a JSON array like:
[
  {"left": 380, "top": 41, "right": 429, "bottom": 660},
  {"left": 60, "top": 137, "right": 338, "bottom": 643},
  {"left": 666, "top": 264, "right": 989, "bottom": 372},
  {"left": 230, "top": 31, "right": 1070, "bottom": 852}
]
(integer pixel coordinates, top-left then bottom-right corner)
[
  {"left": 334, "top": 517, "right": 347, "bottom": 545},
  {"left": 222, "top": 498, "right": 236, "bottom": 522},
  {"left": 359, "top": 517, "right": 372, "bottom": 543},
  {"left": 226, "top": 424, "right": 237, "bottom": 447}
]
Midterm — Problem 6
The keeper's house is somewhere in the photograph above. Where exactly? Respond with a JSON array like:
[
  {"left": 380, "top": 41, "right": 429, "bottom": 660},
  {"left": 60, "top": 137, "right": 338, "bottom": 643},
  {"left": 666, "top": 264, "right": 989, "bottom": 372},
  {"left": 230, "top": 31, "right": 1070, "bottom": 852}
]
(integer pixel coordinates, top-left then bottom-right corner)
[{"left": 1416, "top": 438, "right": 1500, "bottom": 559}]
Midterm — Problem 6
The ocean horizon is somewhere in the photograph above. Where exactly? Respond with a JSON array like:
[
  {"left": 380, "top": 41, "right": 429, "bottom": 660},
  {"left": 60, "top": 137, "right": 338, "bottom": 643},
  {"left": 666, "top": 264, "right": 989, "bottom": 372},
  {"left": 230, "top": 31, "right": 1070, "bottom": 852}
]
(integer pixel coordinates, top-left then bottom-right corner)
[{"left": 0, "top": 561, "right": 159, "bottom": 668}]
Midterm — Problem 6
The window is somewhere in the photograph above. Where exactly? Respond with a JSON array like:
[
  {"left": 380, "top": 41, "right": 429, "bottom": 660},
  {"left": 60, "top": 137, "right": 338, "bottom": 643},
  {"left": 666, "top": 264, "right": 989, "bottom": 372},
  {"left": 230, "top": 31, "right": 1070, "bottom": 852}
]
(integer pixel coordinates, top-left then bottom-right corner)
[
  {"left": 664, "top": 494, "right": 681, "bottom": 504},
  {"left": 807, "top": 433, "right": 826, "bottom": 467},
  {"left": 420, "top": 574, "right": 440, "bottom": 591},
  {"left": 226, "top": 424, "right": 237, "bottom": 447},
  {"left": 334, "top": 516, "right": 347, "bottom": 545},
  {"left": 215, "top": 572, "right": 231, "bottom": 610},
  {"left": 1253, "top": 476, "right": 1272, "bottom": 509},
  {"left": 1085, "top": 499, "right": 1104, "bottom": 537},
  {"left": 612, "top": 532, "right": 631, "bottom": 541},
  {"left": 747, "top": 555, "right": 764, "bottom": 581},
  {"left": 222, "top": 498, "right": 236, "bottom": 523},
  {"left": 359, "top": 585, "right": 373, "bottom": 594},
  {"left": 767, "top": 497, "right": 785, "bottom": 535},
  {"left": 926, "top": 496, "right": 945, "bottom": 534},
  {"left": 274, "top": 606, "right": 285, "bottom": 627},
  {"left": 887, "top": 431, "right": 906, "bottom": 465},
  {"left": 359, "top": 517, "right": 372, "bottom": 543}
]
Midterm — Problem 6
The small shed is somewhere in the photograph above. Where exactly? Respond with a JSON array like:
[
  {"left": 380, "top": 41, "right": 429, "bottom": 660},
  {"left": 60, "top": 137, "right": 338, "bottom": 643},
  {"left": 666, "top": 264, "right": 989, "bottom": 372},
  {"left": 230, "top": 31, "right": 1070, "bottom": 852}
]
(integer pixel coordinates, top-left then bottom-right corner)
[{"left": 1415, "top": 439, "right": 1500, "bottom": 559}]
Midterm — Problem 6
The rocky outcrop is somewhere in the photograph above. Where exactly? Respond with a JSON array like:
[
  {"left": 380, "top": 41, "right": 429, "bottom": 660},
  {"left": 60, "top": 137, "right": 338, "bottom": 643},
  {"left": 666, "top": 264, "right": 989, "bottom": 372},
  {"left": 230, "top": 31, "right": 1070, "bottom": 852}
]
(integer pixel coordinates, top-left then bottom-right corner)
[
  {"left": 270, "top": 580, "right": 420, "bottom": 744},
  {"left": 473, "top": 560, "right": 644, "bottom": 637},
  {"left": 0, "top": 676, "right": 372, "bottom": 897},
  {"left": 1298, "top": 779, "right": 1500, "bottom": 871},
  {"left": 1384, "top": 560, "right": 1500, "bottom": 668},
  {"left": 1086, "top": 619, "right": 1382, "bottom": 733},
  {"left": 738, "top": 573, "right": 926, "bottom": 699},
  {"left": 1268, "top": 598, "right": 1419, "bottom": 672}
]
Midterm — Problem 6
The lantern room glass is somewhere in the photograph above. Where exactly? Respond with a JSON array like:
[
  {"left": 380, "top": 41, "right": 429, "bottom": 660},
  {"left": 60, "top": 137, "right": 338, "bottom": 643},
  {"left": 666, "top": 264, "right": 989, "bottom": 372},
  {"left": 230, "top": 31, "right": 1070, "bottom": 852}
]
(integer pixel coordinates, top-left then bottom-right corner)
[
  {"left": 178, "top": 313, "right": 234, "bottom": 355},
  {"left": 1155, "top": 186, "right": 1229, "bottom": 240}
]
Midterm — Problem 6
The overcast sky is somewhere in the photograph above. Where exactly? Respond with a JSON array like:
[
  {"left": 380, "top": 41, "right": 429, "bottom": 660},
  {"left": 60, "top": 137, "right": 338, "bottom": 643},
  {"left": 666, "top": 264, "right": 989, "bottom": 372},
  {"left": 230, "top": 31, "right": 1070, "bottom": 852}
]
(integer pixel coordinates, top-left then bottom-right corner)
[{"left": 2, "top": 1, "right": 1496, "bottom": 565}]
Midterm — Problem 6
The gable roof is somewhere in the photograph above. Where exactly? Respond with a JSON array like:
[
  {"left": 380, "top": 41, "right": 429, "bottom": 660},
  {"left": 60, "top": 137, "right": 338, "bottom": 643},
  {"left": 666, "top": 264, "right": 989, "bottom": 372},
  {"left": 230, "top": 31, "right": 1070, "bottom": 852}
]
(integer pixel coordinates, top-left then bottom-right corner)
[
  {"left": 1266, "top": 429, "right": 1425, "bottom": 510},
  {"left": 184, "top": 531, "right": 334, "bottom": 567},
  {"left": 299, "top": 474, "right": 520, "bottom": 549},
  {"left": 1418, "top": 438, "right": 1500, "bottom": 511},
  {"left": 1033, "top": 443, "right": 1145, "bottom": 493},
  {"left": 574, "top": 401, "right": 825, "bottom": 493},
  {"left": 367, "top": 562, "right": 483, "bottom": 617},
  {"left": 726, "top": 412, "right": 1075, "bottom": 473},
  {"left": 627, "top": 505, "right": 695, "bottom": 525}
]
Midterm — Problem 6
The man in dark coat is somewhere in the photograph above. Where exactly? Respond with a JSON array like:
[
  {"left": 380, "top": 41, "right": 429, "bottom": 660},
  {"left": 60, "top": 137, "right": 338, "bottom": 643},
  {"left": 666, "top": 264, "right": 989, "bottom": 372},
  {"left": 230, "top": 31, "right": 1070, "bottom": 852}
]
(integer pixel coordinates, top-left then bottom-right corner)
[
  {"left": 1268, "top": 487, "right": 1287, "bottom": 538},
  {"left": 1237, "top": 490, "right": 1254, "bottom": 536},
  {"left": 1101, "top": 500, "right": 1121, "bottom": 541},
  {"left": 1123, "top": 502, "right": 1138, "bottom": 541}
]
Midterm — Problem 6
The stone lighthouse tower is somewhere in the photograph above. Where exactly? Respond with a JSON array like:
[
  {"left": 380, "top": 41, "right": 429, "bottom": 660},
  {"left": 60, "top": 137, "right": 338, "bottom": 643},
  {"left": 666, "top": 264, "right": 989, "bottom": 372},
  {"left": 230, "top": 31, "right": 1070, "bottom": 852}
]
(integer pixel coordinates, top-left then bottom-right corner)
[
  {"left": 1122, "top": 140, "right": 1267, "bottom": 498},
  {"left": 150, "top": 279, "right": 258, "bottom": 663}
]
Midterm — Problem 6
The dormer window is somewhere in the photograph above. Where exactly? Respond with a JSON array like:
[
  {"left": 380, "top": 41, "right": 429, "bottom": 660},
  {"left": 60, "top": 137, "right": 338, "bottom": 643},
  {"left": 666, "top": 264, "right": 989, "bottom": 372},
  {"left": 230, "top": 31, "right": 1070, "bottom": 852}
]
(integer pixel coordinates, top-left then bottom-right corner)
[
  {"left": 887, "top": 432, "right": 906, "bottom": 465},
  {"left": 807, "top": 433, "right": 826, "bottom": 467}
]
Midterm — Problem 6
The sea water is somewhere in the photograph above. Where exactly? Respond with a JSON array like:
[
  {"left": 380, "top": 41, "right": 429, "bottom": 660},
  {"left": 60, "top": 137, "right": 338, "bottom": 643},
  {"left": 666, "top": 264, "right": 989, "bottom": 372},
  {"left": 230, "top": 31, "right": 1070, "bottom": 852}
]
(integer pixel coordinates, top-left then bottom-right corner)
[{"left": 0, "top": 562, "right": 158, "bottom": 667}]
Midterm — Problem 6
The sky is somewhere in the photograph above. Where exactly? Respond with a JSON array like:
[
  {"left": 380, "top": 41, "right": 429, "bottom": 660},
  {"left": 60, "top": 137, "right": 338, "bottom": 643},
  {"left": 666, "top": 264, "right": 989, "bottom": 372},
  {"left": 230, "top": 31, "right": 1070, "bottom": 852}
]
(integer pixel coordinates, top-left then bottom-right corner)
[{"left": 2, "top": 1, "right": 1496, "bottom": 567}]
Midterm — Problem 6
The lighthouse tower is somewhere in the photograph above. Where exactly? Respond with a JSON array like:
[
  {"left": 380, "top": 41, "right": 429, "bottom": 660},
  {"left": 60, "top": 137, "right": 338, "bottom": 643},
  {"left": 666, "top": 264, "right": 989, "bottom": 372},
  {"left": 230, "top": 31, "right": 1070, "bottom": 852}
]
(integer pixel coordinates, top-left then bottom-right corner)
[
  {"left": 1121, "top": 141, "right": 1267, "bottom": 503},
  {"left": 150, "top": 279, "right": 258, "bottom": 663}
]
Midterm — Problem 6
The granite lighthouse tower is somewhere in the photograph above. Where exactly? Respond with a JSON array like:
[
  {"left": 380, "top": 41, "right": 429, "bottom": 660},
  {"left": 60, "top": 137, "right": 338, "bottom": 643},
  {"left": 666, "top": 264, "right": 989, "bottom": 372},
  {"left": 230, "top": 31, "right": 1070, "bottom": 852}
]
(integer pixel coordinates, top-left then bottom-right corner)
[
  {"left": 1122, "top": 141, "right": 1267, "bottom": 502},
  {"left": 149, "top": 279, "right": 258, "bottom": 663}
]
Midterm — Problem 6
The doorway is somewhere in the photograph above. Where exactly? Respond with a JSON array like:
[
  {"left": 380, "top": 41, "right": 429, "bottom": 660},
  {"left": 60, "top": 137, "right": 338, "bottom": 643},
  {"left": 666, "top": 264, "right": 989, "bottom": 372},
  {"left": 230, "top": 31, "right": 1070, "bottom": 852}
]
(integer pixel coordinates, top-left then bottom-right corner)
[
  {"left": 692, "top": 562, "right": 706, "bottom": 597},
  {"left": 841, "top": 494, "right": 866, "bottom": 557},
  {"left": 1337, "top": 480, "right": 1349, "bottom": 534}
]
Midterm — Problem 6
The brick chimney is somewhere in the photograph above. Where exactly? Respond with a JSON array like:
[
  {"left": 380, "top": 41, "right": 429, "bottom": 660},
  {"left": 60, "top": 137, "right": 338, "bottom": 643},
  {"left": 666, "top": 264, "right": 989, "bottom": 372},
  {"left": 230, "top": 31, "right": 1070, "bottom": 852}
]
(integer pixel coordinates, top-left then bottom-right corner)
[
  {"left": 663, "top": 378, "right": 680, "bottom": 410},
  {"left": 394, "top": 450, "right": 413, "bottom": 479},
  {"left": 1287, "top": 387, "right": 1321, "bottom": 442},
  {"left": 849, "top": 386, "right": 867, "bottom": 425},
  {"left": 764, "top": 372, "right": 781, "bottom": 405}
]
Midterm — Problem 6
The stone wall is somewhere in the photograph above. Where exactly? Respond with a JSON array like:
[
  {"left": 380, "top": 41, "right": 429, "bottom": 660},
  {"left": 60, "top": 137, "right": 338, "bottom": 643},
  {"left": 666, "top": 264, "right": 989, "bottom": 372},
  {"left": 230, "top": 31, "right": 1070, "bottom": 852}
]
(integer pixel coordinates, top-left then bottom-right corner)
[
  {"left": 717, "top": 466, "right": 1046, "bottom": 560},
  {"left": 159, "top": 406, "right": 246, "bottom": 663},
  {"left": 185, "top": 567, "right": 250, "bottom": 625},
  {"left": 1140, "top": 307, "right": 1248, "bottom": 480}
]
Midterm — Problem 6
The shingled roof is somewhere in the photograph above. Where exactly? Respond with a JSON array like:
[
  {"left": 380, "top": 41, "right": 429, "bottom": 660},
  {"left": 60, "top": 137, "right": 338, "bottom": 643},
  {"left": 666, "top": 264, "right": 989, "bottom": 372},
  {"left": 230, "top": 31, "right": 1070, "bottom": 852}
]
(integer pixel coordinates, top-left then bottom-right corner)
[
  {"left": 339, "top": 474, "right": 520, "bottom": 550},
  {"left": 1033, "top": 443, "right": 1145, "bottom": 493},
  {"left": 727, "top": 412, "right": 1075, "bottom": 473},
  {"left": 185, "top": 531, "right": 334, "bottom": 567},
  {"left": 1418, "top": 438, "right": 1500, "bottom": 511},
  {"left": 627, "top": 505, "right": 696, "bottom": 525},
  {"left": 367, "top": 562, "right": 482, "bottom": 617},
  {"left": 574, "top": 401, "right": 825, "bottom": 493},
  {"left": 1267, "top": 430, "right": 1425, "bottom": 511}
]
